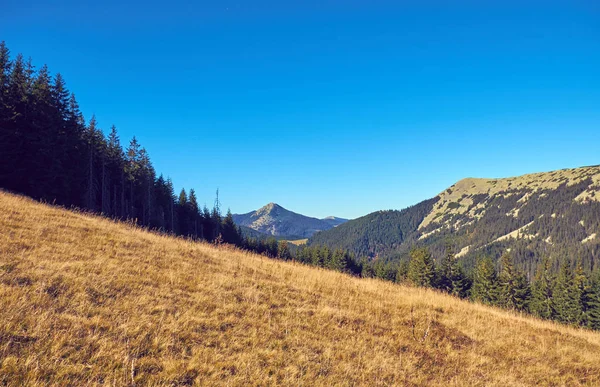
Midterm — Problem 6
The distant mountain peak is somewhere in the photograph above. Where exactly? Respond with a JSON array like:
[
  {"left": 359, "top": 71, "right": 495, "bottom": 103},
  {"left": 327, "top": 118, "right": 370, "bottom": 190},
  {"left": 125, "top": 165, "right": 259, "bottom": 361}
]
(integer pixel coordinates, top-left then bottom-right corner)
[
  {"left": 233, "top": 204, "right": 348, "bottom": 238},
  {"left": 264, "top": 202, "right": 280, "bottom": 209}
]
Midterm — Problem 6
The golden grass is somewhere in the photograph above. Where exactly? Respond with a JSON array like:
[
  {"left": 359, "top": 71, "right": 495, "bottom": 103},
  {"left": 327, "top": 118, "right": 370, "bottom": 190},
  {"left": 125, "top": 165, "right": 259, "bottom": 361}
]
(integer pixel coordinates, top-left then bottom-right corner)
[
  {"left": 1, "top": 191, "right": 600, "bottom": 386},
  {"left": 287, "top": 239, "right": 308, "bottom": 246}
]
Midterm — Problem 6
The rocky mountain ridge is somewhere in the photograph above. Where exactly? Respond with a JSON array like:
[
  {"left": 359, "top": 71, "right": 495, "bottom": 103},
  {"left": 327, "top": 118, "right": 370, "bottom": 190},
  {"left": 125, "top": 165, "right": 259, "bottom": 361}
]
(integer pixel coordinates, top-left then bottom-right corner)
[
  {"left": 309, "top": 165, "right": 600, "bottom": 275},
  {"left": 233, "top": 203, "right": 348, "bottom": 238}
]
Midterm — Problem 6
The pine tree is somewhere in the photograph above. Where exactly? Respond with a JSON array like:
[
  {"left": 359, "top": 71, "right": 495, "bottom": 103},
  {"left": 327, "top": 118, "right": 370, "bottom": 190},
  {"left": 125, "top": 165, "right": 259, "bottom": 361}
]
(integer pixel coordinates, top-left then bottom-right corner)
[
  {"left": 1, "top": 53, "right": 29, "bottom": 193},
  {"left": 84, "top": 116, "right": 104, "bottom": 211},
  {"left": 360, "top": 257, "right": 375, "bottom": 278},
  {"left": 395, "top": 260, "right": 409, "bottom": 283},
  {"left": 106, "top": 125, "right": 124, "bottom": 217},
  {"left": 552, "top": 260, "right": 583, "bottom": 325},
  {"left": 188, "top": 189, "right": 200, "bottom": 238},
  {"left": 211, "top": 189, "right": 222, "bottom": 240},
  {"left": 138, "top": 148, "right": 155, "bottom": 226},
  {"left": 497, "top": 254, "right": 531, "bottom": 310},
  {"left": 587, "top": 270, "right": 600, "bottom": 330},
  {"left": 530, "top": 257, "right": 555, "bottom": 319},
  {"left": 49, "top": 73, "right": 73, "bottom": 204},
  {"left": 178, "top": 188, "right": 189, "bottom": 236},
  {"left": 438, "top": 245, "right": 468, "bottom": 297},
  {"left": 65, "top": 93, "right": 86, "bottom": 206},
  {"left": 407, "top": 248, "right": 435, "bottom": 288},
  {"left": 278, "top": 241, "right": 292, "bottom": 260},
  {"left": 265, "top": 238, "right": 278, "bottom": 258},
  {"left": 125, "top": 137, "right": 142, "bottom": 217},
  {"left": 0, "top": 41, "right": 12, "bottom": 180},
  {"left": 221, "top": 209, "right": 241, "bottom": 246},
  {"left": 0, "top": 41, "right": 10, "bottom": 99},
  {"left": 471, "top": 256, "right": 498, "bottom": 305}
]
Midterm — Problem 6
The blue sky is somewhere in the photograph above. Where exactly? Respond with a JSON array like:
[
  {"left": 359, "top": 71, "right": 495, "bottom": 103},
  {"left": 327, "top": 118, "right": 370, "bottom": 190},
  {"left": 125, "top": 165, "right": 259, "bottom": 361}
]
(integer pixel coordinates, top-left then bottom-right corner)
[{"left": 2, "top": 1, "right": 599, "bottom": 219}]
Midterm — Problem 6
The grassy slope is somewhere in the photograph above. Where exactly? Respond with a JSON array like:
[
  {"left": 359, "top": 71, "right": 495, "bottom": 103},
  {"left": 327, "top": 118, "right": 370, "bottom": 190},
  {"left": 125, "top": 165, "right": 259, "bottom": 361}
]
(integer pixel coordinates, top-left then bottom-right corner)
[{"left": 1, "top": 191, "right": 600, "bottom": 386}]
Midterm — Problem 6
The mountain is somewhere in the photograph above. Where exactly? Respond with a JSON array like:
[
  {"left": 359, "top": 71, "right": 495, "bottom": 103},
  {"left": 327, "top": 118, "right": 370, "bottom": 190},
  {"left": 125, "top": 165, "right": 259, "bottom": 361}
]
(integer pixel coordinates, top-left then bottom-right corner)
[
  {"left": 233, "top": 203, "right": 348, "bottom": 238},
  {"left": 310, "top": 165, "right": 600, "bottom": 275},
  {"left": 321, "top": 216, "right": 349, "bottom": 228},
  {"left": 2, "top": 191, "right": 599, "bottom": 385}
]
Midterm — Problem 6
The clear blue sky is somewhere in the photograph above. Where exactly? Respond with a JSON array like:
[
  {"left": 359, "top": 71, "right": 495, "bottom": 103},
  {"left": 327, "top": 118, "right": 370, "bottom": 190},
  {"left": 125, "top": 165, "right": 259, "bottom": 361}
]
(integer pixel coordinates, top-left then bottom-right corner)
[{"left": 2, "top": 1, "right": 599, "bottom": 219}]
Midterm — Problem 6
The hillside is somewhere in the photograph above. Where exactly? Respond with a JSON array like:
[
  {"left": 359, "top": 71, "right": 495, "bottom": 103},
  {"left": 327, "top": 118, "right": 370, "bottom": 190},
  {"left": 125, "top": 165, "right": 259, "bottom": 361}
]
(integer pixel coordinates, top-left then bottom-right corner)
[
  {"left": 233, "top": 203, "right": 347, "bottom": 238},
  {"left": 309, "top": 198, "right": 438, "bottom": 259},
  {"left": 2, "top": 192, "right": 600, "bottom": 385},
  {"left": 310, "top": 166, "right": 600, "bottom": 274}
]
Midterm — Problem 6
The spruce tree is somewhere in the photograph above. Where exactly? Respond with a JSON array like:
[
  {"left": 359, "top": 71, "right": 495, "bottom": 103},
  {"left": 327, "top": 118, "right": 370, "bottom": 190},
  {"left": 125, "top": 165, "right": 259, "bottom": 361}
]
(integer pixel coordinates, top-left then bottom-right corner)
[
  {"left": 438, "top": 245, "right": 468, "bottom": 297},
  {"left": 188, "top": 189, "right": 200, "bottom": 238},
  {"left": 221, "top": 209, "right": 241, "bottom": 246},
  {"left": 407, "top": 248, "right": 435, "bottom": 288},
  {"left": 587, "top": 270, "right": 600, "bottom": 330},
  {"left": 496, "top": 254, "right": 531, "bottom": 311},
  {"left": 471, "top": 256, "right": 498, "bottom": 305},
  {"left": 395, "top": 260, "right": 409, "bottom": 283},
  {"left": 530, "top": 257, "right": 555, "bottom": 319},
  {"left": 552, "top": 260, "right": 582, "bottom": 325},
  {"left": 278, "top": 241, "right": 292, "bottom": 260},
  {"left": 360, "top": 257, "right": 375, "bottom": 278}
]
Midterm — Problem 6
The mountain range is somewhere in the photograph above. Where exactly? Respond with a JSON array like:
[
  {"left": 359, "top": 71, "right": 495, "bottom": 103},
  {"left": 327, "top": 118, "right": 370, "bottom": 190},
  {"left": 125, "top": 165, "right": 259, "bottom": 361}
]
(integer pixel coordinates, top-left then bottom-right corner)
[
  {"left": 232, "top": 203, "right": 348, "bottom": 239},
  {"left": 309, "top": 165, "right": 600, "bottom": 275}
]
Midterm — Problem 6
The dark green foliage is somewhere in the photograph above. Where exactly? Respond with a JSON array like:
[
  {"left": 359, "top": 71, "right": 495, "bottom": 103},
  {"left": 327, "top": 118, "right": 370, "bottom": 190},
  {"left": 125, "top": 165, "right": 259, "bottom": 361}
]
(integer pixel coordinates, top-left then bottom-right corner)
[
  {"left": 277, "top": 241, "right": 292, "bottom": 260},
  {"left": 308, "top": 198, "right": 438, "bottom": 259},
  {"left": 497, "top": 254, "right": 531, "bottom": 311},
  {"left": 530, "top": 257, "right": 555, "bottom": 319},
  {"left": 552, "top": 261, "right": 583, "bottom": 325},
  {"left": 222, "top": 210, "right": 242, "bottom": 246},
  {"left": 374, "top": 259, "right": 397, "bottom": 282},
  {"left": 360, "top": 257, "right": 375, "bottom": 278},
  {"left": 407, "top": 248, "right": 435, "bottom": 288},
  {"left": 470, "top": 257, "right": 498, "bottom": 305},
  {"left": 395, "top": 260, "right": 409, "bottom": 283},
  {"left": 0, "top": 42, "right": 244, "bottom": 251},
  {"left": 587, "top": 272, "right": 600, "bottom": 329},
  {"left": 437, "top": 246, "right": 469, "bottom": 298}
]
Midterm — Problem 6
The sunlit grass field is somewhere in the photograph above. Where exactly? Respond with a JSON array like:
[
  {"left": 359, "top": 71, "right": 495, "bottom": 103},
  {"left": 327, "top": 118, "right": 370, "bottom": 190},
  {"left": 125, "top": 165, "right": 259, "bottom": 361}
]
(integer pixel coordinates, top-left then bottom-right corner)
[{"left": 1, "top": 191, "right": 599, "bottom": 386}]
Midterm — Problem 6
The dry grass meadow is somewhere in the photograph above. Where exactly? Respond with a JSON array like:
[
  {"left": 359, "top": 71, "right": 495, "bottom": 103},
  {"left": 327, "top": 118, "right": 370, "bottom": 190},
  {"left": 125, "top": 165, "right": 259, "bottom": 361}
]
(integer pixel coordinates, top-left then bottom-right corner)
[{"left": 1, "top": 191, "right": 600, "bottom": 386}]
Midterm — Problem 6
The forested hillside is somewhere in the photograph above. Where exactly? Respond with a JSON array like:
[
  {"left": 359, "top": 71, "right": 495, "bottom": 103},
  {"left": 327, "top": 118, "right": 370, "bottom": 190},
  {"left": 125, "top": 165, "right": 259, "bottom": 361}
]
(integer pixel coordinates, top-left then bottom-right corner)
[
  {"left": 309, "top": 198, "right": 438, "bottom": 258},
  {"left": 310, "top": 167, "right": 600, "bottom": 278}
]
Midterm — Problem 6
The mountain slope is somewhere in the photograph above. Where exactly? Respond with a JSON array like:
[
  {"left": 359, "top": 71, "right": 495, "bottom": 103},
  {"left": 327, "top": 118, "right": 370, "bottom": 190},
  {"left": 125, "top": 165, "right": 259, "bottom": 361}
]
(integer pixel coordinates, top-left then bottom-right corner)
[
  {"left": 2, "top": 191, "right": 600, "bottom": 385},
  {"left": 310, "top": 198, "right": 438, "bottom": 259},
  {"left": 310, "top": 165, "right": 600, "bottom": 273},
  {"left": 233, "top": 203, "right": 347, "bottom": 238}
]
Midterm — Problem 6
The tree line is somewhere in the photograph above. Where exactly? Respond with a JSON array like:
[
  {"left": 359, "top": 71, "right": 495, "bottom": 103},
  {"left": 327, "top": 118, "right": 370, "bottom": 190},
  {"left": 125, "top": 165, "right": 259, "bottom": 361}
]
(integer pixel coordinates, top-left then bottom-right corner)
[
  {"left": 361, "top": 246, "right": 600, "bottom": 330},
  {"left": 0, "top": 42, "right": 250, "bottom": 247}
]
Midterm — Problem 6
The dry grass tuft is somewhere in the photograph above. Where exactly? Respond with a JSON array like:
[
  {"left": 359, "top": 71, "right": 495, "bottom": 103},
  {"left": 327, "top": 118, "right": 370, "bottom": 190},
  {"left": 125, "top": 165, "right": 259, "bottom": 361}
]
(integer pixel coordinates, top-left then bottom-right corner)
[{"left": 1, "top": 191, "right": 600, "bottom": 386}]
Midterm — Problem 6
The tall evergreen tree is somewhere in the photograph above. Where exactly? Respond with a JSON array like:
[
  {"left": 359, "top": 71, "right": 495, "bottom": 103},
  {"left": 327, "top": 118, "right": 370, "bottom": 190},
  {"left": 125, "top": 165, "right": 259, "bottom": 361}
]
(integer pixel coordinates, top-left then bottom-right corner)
[
  {"left": 530, "top": 257, "right": 555, "bottom": 319},
  {"left": 188, "top": 188, "right": 200, "bottom": 238},
  {"left": 438, "top": 245, "right": 469, "bottom": 297},
  {"left": 278, "top": 241, "right": 292, "bottom": 260},
  {"left": 552, "top": 260, "right": 583, "bottom": 325},
  {"left": 587, "top": 270, "right": 600, "bottom": 330},
  {"left": 471, "top": 257, "right": 498, "bottom": 305},
  {"left": 83, "top": 116, "right": 104, "bottom": 211},
  {"left": 407, "top": 247, "right": 435, "bottom": 288},
  {"left": 221, "top": 209, "right": 242, "bottom": 245},
  {"left": 497, "top": 254, "right": 531, "bottom": 311}
]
